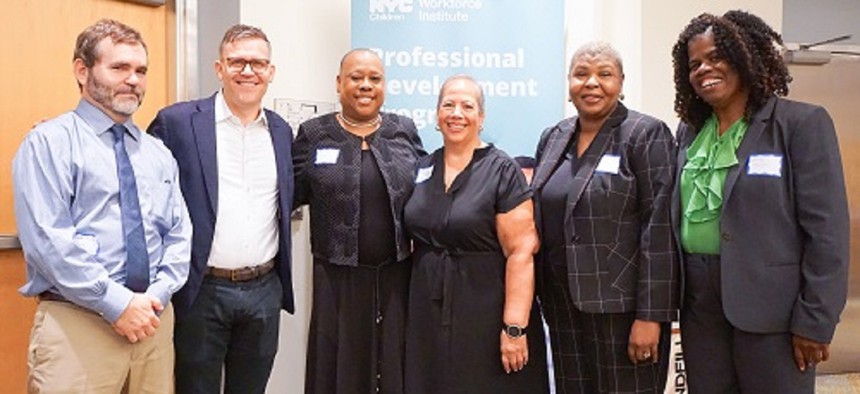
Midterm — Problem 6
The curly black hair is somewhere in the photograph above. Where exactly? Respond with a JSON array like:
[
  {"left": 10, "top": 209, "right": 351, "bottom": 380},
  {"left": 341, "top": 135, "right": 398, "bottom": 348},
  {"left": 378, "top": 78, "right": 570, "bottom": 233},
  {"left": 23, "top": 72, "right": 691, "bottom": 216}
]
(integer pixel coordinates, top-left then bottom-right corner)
[{"left": 672, "top": 10, "right": 792, "bottom": 131}]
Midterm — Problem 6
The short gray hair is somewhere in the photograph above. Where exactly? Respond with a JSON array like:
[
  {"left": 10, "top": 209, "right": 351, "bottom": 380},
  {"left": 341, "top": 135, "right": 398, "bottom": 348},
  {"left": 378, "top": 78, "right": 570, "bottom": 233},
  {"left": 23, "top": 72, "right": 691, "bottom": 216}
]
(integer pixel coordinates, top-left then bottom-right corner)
[
  {"left": 569, "top": 41, "right": 624, "bottom": 75},
  {"left": 437, "top": 74, "right": 486, "bottom": 114}
]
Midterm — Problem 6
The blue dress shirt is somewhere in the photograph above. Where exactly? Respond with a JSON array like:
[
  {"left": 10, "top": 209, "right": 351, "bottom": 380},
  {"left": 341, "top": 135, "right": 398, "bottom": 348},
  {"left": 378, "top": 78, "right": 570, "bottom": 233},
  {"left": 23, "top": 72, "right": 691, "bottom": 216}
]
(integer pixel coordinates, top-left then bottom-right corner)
[{"left": 13, "top": 99, "right": 192, "bottom": 323}]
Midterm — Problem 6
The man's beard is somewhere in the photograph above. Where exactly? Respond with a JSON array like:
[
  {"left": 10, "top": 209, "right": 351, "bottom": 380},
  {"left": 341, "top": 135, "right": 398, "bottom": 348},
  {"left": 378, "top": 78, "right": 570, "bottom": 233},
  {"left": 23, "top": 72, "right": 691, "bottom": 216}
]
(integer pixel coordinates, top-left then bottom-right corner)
[{"left": 87, "top": 75, "right": 144, "bottom": 117}]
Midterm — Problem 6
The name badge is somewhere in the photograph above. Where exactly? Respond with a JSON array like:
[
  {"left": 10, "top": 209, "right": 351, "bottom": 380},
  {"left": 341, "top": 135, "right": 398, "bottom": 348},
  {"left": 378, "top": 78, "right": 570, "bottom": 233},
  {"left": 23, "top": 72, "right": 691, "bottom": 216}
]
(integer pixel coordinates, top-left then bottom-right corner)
[
  {"left": 315, "top": 148, "right": 340, "bottom": 165},
  {"left": 747, "top": 154, "right": 782, "bottom": 177},
  {"left": 415, "top": 165, "right": 434, "bottom": 184},
  {"left": 595, "top": 154, "right": 620, "bottom": 175}
]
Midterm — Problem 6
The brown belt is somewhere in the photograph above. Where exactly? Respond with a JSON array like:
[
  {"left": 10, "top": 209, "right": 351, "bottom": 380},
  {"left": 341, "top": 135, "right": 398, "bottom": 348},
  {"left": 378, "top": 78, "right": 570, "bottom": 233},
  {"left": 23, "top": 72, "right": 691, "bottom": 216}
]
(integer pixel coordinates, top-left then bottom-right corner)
[
  {"left": 38, "top": 291, "right": 70, "bottom": 303},
  {"left": 207, "top": 259, "right": 275, "bottom": 282}
]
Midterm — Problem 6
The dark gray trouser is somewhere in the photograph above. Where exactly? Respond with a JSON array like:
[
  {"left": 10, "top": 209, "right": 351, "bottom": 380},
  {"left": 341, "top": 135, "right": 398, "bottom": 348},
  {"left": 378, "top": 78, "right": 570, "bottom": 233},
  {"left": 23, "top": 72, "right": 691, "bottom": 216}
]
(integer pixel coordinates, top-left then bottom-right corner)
[{"left": 681, "top": 253, "right": 814, "bottom": 394}]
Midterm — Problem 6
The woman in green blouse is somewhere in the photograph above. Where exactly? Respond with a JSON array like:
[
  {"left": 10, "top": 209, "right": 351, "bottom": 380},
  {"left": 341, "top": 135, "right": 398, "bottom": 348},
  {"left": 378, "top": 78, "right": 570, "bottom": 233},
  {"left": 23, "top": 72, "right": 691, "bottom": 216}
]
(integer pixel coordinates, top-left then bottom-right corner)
[{"left": 671, "top": 10, "right": 849, "bottom": 394}]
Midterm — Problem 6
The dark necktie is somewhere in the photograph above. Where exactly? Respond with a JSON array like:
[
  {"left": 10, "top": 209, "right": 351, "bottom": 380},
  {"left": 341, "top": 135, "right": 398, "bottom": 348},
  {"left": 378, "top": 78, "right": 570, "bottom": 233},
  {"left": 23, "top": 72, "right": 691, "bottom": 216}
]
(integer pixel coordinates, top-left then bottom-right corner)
[{"left": 109, "top": 124, "right": 150, "bottom": 292}]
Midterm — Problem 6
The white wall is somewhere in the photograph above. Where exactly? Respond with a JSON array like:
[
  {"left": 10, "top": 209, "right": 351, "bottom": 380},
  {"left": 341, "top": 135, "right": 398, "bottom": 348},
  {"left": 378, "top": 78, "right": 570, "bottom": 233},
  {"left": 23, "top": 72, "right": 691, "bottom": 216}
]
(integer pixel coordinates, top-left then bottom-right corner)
[
  {"left": 231, "top": 1, "right": 782, "bottom": 392},
  {"left": 238, "top": 2, "right": 352, "bottom": 393},
  {"left": 567, "top": 0, "right": 781, "bottom": 126},
  {"left": 640, "top": 0, "right": 782, "bottom": 126}
]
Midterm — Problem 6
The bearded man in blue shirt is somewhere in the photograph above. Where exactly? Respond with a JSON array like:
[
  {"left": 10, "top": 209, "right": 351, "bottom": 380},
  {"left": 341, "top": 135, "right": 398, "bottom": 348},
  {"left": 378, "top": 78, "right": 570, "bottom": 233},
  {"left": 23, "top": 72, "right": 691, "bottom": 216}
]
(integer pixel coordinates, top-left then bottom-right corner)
[{"left": 13, "top": 19, "right": 191, "bottom": 393}]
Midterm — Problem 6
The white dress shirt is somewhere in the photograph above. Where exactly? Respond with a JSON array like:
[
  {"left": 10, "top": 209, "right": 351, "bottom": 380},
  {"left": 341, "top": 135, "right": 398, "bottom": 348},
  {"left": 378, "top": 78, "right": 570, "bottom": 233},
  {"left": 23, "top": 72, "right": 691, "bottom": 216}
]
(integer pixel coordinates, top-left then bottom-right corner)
[{"left": 207, "top": 92, "right": 279, "bottom": 269}]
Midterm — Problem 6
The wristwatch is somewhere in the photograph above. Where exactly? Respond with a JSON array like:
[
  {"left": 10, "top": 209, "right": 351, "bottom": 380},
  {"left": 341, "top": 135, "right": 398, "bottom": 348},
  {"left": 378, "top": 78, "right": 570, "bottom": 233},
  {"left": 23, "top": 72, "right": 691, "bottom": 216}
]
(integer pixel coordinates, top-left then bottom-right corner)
[{"left": 503, "top": 323, "right": 527, "bottom": 339}]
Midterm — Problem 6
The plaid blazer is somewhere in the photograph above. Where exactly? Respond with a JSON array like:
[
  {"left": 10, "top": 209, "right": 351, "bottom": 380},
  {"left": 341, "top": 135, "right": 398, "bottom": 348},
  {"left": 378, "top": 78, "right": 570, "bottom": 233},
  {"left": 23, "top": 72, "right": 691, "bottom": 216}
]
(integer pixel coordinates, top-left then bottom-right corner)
[{"left": 533, "top": 103, "right": 678, "bottom": 321}]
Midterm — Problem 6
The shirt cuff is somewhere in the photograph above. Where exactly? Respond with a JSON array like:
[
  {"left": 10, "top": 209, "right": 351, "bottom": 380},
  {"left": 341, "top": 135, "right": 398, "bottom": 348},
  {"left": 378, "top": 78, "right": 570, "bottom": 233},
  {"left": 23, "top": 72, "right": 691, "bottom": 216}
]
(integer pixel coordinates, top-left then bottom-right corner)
[
  {"left": 98, "top": 281, "right": 135, "bottom": 323},
  {"left": 145, "top": 281, "right": 173, "bottom": 313}
]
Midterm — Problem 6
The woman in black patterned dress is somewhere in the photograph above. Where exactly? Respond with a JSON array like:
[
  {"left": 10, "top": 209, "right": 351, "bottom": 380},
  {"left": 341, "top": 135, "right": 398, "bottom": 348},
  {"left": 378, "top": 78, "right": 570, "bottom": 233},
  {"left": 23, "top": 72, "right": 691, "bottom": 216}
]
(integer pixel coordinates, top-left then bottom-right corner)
[{"left": 293, "top": 49, "right": 424, "bottom": 394}]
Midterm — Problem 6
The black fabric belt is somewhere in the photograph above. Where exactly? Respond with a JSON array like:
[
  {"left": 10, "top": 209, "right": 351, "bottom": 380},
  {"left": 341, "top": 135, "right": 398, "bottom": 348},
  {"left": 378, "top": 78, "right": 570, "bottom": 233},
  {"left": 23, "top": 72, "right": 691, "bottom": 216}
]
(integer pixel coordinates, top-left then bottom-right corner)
[
  {"left": 207, "top": 259, "right": 275, "bottom": 282},
  {"left": 421, "top": 246, "right": 503, "bottom": 327}
]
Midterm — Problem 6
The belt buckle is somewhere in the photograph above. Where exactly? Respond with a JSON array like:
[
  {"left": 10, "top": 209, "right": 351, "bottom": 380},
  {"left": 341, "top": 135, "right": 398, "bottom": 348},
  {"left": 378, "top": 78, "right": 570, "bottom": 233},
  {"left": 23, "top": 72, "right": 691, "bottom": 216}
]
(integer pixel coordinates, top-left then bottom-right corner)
[{"left": 231, "top": 269, "right": 240, "bottom": 282}]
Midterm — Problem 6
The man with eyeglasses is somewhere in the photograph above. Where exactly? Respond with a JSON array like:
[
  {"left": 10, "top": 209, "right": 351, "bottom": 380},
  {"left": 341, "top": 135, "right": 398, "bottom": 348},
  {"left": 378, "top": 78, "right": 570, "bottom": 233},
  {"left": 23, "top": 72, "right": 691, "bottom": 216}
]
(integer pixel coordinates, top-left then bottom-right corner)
[
  {"left": 13, "top": 19, "right": 192, "bottom": 393},
  {"left": 148, "top": 24, "right": 294, "bottom": 393}
]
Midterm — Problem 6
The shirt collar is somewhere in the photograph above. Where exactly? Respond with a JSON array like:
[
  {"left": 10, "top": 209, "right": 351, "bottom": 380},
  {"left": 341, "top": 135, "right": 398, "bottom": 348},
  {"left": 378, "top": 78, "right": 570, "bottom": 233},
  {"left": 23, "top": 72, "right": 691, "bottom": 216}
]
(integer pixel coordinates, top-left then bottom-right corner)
[
  {"left": 215, "top": 90, "right": 269, "bottom": 128},
  {"left": 74, "top": 98, "right": 142, "bottom": 141}
]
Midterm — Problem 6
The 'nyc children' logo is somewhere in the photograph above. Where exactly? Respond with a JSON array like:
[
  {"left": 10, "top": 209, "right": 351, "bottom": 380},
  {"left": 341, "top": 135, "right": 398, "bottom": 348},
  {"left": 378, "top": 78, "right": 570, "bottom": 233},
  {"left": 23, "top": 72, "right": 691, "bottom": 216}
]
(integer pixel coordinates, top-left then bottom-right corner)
[{"left": 369, "top": 0, "right": 414, "bottom": 21}]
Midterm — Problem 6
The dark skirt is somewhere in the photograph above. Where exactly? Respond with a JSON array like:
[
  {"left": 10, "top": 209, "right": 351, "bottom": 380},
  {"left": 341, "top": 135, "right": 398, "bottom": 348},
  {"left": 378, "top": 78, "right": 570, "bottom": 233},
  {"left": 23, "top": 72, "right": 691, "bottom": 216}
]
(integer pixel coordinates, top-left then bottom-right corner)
[
  {"left": 305, "top": 258, "right": 411, "bottom": 394},
  {"left": 404, "top": 246, "right": 549, "bottom": 394}
]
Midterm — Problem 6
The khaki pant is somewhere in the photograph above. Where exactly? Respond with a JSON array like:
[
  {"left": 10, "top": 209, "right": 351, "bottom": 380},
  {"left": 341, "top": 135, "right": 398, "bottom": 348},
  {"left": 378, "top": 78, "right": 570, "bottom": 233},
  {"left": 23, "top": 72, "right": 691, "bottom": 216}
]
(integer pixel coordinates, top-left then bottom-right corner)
[{"left": 28, "top": 300, "right": 175, "bottom": 394}]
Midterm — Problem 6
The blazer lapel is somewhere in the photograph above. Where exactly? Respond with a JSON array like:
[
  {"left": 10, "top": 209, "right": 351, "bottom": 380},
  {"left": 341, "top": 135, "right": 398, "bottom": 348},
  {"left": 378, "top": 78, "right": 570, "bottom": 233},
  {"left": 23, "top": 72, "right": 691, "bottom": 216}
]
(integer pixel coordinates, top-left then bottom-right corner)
[
  {"left": 533, "top": 121, "right": 575, "bottom": 192},
  {"left": 531, "top": 120, "right": 574, "bottom": 244},
  {"left": 192, "top": 98, "right": 219, "bottom": 214},
  {"left": 723, "top": 97, "right": 777, "bottom": 206},
  {"left": 563, "top": 104, "right": 627, "bottom": 232},
  {"left": 266, "top": 110, "right": 292, "bottom": 224}
]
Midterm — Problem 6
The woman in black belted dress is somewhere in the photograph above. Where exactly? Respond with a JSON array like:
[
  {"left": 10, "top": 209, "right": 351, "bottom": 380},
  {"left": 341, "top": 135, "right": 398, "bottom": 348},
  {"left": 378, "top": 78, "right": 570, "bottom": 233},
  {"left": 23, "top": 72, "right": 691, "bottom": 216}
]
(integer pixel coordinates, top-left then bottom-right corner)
[
  {"left": 293, "top": 49, "right": 424, "bottom": 394},
  {"left": 403, "top": 75, "right": 548, "bottom": 393}
]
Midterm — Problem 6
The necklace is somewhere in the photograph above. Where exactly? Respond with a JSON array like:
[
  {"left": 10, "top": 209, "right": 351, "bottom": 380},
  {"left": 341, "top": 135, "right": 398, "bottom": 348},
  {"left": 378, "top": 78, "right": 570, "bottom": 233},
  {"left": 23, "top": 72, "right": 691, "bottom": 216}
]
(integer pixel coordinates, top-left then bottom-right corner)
[{"left": 337, "top": 112, "right": 381, "bottom": 128}]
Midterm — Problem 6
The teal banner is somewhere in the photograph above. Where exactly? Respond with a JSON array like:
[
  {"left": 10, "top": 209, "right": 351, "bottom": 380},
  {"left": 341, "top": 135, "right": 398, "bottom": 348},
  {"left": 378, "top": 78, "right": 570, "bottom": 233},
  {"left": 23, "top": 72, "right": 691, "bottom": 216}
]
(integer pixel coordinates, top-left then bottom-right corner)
[{"left": 353, "top": 0, "right": 565, "bottom": 157}]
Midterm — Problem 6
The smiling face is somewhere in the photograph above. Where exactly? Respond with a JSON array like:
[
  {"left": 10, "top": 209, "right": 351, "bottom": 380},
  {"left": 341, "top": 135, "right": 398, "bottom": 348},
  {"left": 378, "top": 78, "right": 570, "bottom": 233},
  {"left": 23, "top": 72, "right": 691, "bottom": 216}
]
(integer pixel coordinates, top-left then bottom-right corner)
[
  {"left": 568, "top": 53, "right": 623, "bottom": 124},
  {"left": 215, "top": 37, "right": 274, "bottom": 114},
  {"left": 76, "top": 39, "right": 148, "bottom": 123},
  {"left": 436, "top": 77, "right": 485, "bottom": 147},
  {"left": 337, "top": 50, "right": 385, "bottom": 122},
  {"left": 687, "top": 30, "right": 747, "bottom": 112}
]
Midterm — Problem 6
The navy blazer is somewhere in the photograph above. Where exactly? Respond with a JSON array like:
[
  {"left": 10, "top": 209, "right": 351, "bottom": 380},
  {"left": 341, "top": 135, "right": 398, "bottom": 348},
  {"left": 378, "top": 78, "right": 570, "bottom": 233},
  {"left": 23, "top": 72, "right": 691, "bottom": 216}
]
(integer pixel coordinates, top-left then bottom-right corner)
[
  {"left": 672, "top": 97, "right": 849, "bottom": 343},
  {"left": 148, "top": 94, "right": 295, "bottom": 315},
  {"left": 533, "top": 103, "right": 679, "bottom": 322}
]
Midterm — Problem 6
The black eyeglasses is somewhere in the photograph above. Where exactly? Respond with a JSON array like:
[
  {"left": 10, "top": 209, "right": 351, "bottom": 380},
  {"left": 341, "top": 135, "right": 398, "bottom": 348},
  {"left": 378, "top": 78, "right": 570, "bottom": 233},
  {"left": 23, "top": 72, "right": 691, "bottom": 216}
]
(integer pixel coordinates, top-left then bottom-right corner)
[{"left": 223, "top": 58, "right": 271, "bottom": 73}]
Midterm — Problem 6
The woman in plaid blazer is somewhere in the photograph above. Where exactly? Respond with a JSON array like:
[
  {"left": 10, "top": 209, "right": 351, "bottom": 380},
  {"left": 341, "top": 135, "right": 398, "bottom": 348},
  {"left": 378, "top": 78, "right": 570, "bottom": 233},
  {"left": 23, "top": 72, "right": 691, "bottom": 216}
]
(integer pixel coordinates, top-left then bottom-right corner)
[{"left": 531, "top": 41, "right": 679, "bottom": 393}]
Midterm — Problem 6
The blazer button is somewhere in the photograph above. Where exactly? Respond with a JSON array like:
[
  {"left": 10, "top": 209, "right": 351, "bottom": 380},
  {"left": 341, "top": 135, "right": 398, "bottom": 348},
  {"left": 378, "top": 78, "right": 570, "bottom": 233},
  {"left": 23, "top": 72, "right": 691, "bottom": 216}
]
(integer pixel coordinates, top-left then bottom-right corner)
[
  {"left": 572, "top": 235, "right": 581, "bottom": 243},
  {"left": 721, "top": 232, "right": 731, "bottom": 242}
]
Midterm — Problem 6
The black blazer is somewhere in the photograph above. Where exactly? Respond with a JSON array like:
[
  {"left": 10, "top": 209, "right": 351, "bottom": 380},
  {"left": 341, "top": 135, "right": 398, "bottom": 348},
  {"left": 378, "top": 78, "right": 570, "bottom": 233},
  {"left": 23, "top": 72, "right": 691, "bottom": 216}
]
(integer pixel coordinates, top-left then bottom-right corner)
[
  {"left": 672, "top": 97, "right": 849, "bottom": 343},
  {"left": 292, "top": 112, "right": 424, "bottom": 266},
  {"left": 148, "top": 94, "right": 296, "bottom": 314},
  {"left": 533, "top": 103, "right": 679, "bottom": 321}
]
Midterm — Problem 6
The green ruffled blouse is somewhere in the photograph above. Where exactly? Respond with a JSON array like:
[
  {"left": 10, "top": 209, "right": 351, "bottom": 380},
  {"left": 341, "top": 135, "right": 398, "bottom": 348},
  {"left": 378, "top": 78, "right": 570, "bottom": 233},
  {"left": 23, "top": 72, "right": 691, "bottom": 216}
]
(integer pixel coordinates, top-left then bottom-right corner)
[{"left": 680, "top": 114, "right": 748, "bottom": 255}]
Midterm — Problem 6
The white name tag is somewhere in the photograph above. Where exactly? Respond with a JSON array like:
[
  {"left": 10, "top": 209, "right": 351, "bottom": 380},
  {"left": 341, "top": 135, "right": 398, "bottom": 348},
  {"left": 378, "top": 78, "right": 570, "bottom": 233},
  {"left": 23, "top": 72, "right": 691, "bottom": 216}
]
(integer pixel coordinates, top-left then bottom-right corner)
[
  {"left": 595, "top": 154, "right": 620, "bottom": 174},
  {"left": 315, "top": 148, "right": 340, "bottom": 165},
  {"left": 747, "top": 154, "right": 782, "bottom": 177},
  {"left": 415, "top": 165, "right": 434, "bottom": 184}
]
